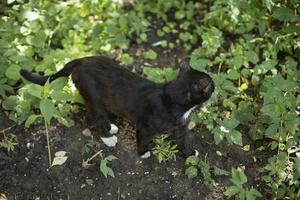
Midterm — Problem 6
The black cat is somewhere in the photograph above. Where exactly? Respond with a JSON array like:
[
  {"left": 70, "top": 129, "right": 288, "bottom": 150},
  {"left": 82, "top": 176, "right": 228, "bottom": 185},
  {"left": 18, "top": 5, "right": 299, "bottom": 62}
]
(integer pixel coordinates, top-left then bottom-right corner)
[{"left": 20, "top": 56, "right": 214, "bottom": 158}]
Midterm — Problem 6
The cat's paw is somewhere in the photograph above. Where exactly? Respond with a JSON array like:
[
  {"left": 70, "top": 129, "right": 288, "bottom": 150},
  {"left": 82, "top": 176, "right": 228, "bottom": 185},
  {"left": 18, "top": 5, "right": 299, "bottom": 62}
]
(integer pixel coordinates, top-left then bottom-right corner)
[
  {"left": 101, "top": 135, "right": 118, "bottom": 147},
  {"left": 109, "top": 123, "right": 119, "bottom": 135},
  {"left": 194, "top": 149, "right": 199, "bottom": 157},
  {"left": 140, "top": 151, "right": 151, "bottom": 159}
]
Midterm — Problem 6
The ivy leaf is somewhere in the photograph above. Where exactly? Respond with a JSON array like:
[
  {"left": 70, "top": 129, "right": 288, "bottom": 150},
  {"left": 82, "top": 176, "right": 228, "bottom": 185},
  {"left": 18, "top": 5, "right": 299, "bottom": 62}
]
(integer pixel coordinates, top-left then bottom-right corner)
[{"left": 40, "top": 99, "right": 55, "bottom": 124}]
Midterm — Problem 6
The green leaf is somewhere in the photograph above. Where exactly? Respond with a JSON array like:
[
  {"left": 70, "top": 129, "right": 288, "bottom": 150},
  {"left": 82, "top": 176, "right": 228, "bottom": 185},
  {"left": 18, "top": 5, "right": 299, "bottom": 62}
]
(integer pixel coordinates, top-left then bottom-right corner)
[
  {"left": 5, "top": 64, "right": 21, "bottom": 80},
  {"left": 227, "top": 130, "right": 243, "bottom": 146},
  {"left": 185, "top": 155, "right": 200, "bottom": 166},
  {"left": 25, "top": 114, "right": 41, "bottom": 127},
  {"left": 273, "top": 7, "right": 299, "bottom": 22},
  {"left": 228, "top": 56, "right": 244, "bottom": 69},
  {"left": 224, "top": 185, "right": 241, "bottom": 197},
  {"left": 265, "top": 123, "right": 279, "bottom": 137},
  {"left": 143, "top": 49, "right": 157, "bottom": 60},
  {"left": 190, "top": 57, "right": 210, "bottom": 72},
  {"left": 106, "top": 25, "right": 119, "bottom": 34},
  {"left": 39, "top": 99, "right": 55, "bottom": 124},
  {"left": 212, "top": 127, "right": 225, "bottom": 145},
  {"left": 246, "top": 188, "right": 262, "bottom": 200},
  {"left": 100, "top": 155, "right": 117, "bottom": 178},
  {"left": 175, "top": 10, "right": 185, "bottom": 19},
  {"left": 26, "top": 84, "right": 43, "bottom": 98},
  {"left": 245, "top": 51, "right": 259, "bottom": 64},
  {"left": 185, "top": 166, "right": 198, "bottom": 179},
  {"left": 105, "top": 155, "right": 118, "bottom": 162},
  {"left": 227, "top": 69, "right": 240, "bottom": 80},
  {"left": 231, "top": 168, "right": 248, "bottom": 185},
  {"left": 254, "top": 59, "right": 277, "bottom": 75},
  {"left": 2, "top": 96, "right": 18, "bottom": 110},
  {"left": 223, "top": 118, "right": 240, "bottom": 129},
  {"left": 50, "top": 91, "right": 69, "bottom": 101},
  {"left": 31, "top": 31, "right": 47, "bottom": 48},
  {"left": 214, "top": 166, "right": 229, "bottom": 176},
  {"left": 50, "top": 77, "right": 68, "bottom": 91}
]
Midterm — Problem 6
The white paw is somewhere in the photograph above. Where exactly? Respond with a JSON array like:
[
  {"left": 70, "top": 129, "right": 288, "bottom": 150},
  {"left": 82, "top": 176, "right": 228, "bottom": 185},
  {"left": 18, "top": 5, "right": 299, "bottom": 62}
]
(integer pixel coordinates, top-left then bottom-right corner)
[
  {"left": 109, "top": 123, "right": 119, "bottom": 135},
  {"left": 101, "top": 135, "right": 118, "bottom": 147},
  {"left": 194, "top": 149, "right": 199, "bottom": 157},
  {"left": 141, "top": 151, "right": 151, "bottom": 159}
]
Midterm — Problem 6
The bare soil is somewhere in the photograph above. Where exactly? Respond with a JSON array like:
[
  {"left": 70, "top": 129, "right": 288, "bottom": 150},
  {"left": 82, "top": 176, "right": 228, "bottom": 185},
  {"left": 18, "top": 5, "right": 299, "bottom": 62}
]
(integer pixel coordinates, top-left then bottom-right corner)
[{"left": 0, "top": 106, "right": 270, "bottom": 200}]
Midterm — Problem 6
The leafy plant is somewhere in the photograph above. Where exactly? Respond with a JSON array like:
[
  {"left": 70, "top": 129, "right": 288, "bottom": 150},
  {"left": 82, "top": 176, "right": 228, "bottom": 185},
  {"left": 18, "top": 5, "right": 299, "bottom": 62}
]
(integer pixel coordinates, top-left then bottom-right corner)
[
  {"left": 224, "top": 168, "right": 262, "bottom": 200},
  {"left": 143, "top": 67, "right": 178, "bottom": 84},
  {"left": 100, "top": 155, "right": 118, "bottom": 178},
  {"left": 0, "top": 133, "right": 18, "bottom": 152},
  {"left": 185, "top": 154, "right": 229, "bottom": 186},
  {"left": 153, "top": 134, "right": 178, "bottom": 163}
]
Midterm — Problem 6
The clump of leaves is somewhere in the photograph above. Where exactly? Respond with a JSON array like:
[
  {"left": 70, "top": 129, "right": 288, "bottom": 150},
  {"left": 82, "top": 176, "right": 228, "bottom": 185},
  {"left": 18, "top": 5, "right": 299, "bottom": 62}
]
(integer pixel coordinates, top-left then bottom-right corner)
[
  {"left": 185, "top": 154, "right": 229, "bottom": 186},
  {"left": 0, "top": 133, "right": 18, "bottom": 152},
  {"left": 224, "top": 168, "right": 262, "bottom": 200},
  {"left": 143, "top": 67, "right": 178, "bottom": 84},
  {"left": 153, "top": 134, "right": 178, "bottom": 163}
]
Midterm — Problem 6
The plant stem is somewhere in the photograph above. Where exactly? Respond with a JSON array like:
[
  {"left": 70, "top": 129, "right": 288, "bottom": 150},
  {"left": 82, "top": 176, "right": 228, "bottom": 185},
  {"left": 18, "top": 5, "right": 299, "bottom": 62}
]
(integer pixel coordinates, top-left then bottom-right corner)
[{"left": 45, "top": 120, "right": 52, "bottom": 167}]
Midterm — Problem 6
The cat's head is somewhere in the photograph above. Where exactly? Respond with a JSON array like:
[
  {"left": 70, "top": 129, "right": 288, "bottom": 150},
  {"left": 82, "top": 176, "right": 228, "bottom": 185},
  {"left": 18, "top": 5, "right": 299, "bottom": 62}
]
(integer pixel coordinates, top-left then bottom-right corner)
[{"left": 176, "top": 58, "right": 215, "bottom": 106}]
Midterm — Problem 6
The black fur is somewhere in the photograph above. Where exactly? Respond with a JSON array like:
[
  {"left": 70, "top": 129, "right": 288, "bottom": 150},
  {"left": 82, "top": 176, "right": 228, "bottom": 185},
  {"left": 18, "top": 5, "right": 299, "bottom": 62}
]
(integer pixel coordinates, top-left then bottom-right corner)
[{"left": 20, "top": 56, "right": 214, "bottom": 156}]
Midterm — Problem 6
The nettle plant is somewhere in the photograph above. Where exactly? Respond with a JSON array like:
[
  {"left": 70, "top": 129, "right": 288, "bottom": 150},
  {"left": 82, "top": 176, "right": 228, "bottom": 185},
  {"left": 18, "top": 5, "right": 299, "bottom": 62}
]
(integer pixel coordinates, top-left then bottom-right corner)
[{"left": 224, "top": 168, "right": 262, "bottom": 200}]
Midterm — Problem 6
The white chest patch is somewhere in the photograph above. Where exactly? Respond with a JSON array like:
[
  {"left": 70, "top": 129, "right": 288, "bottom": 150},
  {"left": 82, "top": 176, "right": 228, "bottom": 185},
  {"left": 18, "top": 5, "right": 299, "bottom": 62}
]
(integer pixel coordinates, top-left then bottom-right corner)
[
  {"left": 180, "top": 106, "right": 197, "bottom": 124},
  {"left": 101, "top": 135, "right": 118, "bottom": 147}
]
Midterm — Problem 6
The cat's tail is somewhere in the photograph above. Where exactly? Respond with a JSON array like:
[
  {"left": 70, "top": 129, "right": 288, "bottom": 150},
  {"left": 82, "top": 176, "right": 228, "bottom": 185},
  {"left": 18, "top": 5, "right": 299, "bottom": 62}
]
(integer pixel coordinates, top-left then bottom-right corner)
[{"left": 20, "top": 59, "right": 81, "bottom": 85}]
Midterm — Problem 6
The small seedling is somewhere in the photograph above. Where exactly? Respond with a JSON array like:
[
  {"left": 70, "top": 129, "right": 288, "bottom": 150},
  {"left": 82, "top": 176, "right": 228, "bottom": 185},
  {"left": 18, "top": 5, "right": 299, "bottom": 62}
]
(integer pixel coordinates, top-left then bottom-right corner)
[
  {"left": 0, "top": 133, "right": 18, "bottom": 152},
  {"left": 185, "top": 154, "right": 215, "bottom": 186},
  {"left": 82, "top": 150, "right": 118, "bottom": 178},
  {"left": 153, "top": 134, "right": 178, "bottom": 163},
  {"left": 224, "top": 167, "right": 262, "bottom": 200}
]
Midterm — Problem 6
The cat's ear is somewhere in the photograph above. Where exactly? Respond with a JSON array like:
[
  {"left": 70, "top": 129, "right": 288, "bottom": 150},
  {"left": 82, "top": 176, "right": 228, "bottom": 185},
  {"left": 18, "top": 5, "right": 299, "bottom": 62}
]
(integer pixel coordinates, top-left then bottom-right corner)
[{"left": 179, "top": 58, "right": 191, "bottom": 72}]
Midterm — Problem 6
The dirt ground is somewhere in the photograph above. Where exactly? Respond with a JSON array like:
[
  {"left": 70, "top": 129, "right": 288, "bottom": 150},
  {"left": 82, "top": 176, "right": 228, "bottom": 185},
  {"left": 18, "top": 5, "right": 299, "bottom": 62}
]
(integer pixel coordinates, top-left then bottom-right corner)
[{"left": 0, "top": 105, "right": 271, "bottom": 200}]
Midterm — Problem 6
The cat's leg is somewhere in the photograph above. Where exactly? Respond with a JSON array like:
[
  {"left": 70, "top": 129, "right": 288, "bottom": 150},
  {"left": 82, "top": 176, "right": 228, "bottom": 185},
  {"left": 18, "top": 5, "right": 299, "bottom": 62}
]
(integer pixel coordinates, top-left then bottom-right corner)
[
  {"left": 74, "top": 77, "right": 117, "bottom": 147},
  {"left": 136, "top": 125, "right": 154, "bottom": 158},
  {"left": 172, "top": 125, "right": 193, "bottom": 157}
]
